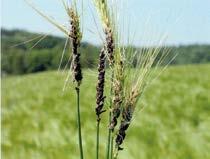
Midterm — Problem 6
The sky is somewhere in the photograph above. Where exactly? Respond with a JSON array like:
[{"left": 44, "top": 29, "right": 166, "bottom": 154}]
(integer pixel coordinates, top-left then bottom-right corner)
[{"left": 1, "top": 0, "right": 210, "bottom": 46}]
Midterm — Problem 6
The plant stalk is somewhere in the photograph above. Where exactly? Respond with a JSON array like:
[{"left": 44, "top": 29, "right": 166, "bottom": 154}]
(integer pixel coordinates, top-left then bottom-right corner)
[
  {"left": 110, "top": 135, "right": 114, "bottom": 159},
  {"left": 96, "top": 120, "right": 100, "bottom": 159},
  {"left": 106, "top": 113, "right": 112, "bottom": 159},
  {"left": 106, "top": 72, "right": 114, "bottom": 159},
  {"left": 76, "top": 86, "right": 84, "bottom": 159}
]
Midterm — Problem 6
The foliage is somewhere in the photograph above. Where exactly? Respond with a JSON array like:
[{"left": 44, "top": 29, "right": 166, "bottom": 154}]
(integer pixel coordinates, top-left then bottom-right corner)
[{"left": 1, "top": 28, "right": 210, "bottom": 75}]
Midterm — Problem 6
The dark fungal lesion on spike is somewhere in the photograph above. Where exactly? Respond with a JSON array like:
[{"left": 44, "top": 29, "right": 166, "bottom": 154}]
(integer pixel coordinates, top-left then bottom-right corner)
[
  {"left": 109, "top": 99, "right": 122, "bottom": 131},
  {"left": 72, "top": 51, "right": 83, "bottom": 85},
  {"left": 115, "top": 105, "right": 133, "bottom": 150},
  {"left": 95, "top": 47, "right": 107, "bottom": 121}
]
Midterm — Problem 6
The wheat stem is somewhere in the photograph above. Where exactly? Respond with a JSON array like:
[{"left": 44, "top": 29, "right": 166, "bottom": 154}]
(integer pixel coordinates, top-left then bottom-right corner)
[
  {"left": 96, "top": 120, "right": 100, "bottom": 159},
  {"left": 106, "top": 115, "right": 111, "bottom": 159},
  {"left": 110, "top": 135, "right": 114, "bottom": 159},
  {"left": 107, "top": 115, "right": 112, "bottom": 159},
  {"left": 75, "top": 86, "right": 84, "bottom": 159}
]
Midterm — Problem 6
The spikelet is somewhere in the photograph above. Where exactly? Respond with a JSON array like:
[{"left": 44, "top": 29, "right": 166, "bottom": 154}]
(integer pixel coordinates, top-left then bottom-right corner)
[
  {"left": 68, "top": 7, "right": 83, "bottom": 86},
  {"left": 95, "top": 47, "right": 106, "bottom": 121}
]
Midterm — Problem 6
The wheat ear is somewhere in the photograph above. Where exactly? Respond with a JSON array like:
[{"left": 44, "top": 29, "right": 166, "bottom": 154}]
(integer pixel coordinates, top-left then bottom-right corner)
[
  {"left": 93, "top": 1, "right": 117, "bottom": 159},
  {"left": 114, "top": 42, "right": 173, "bottom": 158},
  {"left": 68, "top": 5, "right": 84, "bottom": 159},
  {"left": 95, "top": 47, "right": 106, "bottom": 159},
  {"left": 95, "top": 47, "right": 107, "bottom": 120}
]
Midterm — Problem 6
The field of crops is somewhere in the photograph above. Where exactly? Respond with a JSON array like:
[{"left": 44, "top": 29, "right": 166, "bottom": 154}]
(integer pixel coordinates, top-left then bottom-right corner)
[{"left": 2, "top": 64, "right": 210, "bottom": 159}]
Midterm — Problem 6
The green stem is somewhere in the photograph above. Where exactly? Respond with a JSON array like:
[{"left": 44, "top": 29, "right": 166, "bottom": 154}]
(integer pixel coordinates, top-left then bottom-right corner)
[
  {"left": 106, "top": 113, "right": 112, "bottom": 159},
  {"left": 76, "top": 87, "right": 84, "bottom": 159},
  {"left": 110, "top": 135, "right": 114, "bottom": 159},
  {"left": 106, "top": 72, "right": 114, "bottom": 159},
  {"left": 96, "top": 120, "right": 100, "bottom": 159}
]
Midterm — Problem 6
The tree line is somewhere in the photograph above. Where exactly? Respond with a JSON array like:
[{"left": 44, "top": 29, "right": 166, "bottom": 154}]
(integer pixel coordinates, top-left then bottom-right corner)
[{"left": 1, "top": 28, "right": 210, "bottom": 75}]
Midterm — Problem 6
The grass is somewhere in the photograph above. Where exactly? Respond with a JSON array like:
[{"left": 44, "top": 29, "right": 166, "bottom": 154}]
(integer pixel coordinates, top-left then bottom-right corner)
[{"left": 2, "top": 64, "right": 210, "bottom": 159}]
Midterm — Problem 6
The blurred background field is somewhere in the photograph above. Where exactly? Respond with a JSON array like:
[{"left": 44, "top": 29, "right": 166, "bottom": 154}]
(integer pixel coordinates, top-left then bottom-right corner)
[{"left": 2, "top": 64, "right": 210, "bottom": 159}]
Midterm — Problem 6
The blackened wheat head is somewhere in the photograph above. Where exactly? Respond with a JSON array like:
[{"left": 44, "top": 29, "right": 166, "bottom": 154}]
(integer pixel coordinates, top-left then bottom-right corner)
[
  {"left": 95, "top": 47, "right": 107, "bottom": 121},
  {"left": 69, "top": 7, "right": 83, "bottom": 86}
]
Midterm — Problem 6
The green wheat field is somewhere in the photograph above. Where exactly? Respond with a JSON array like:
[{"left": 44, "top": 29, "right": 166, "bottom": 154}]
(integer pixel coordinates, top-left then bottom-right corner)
[{"left": 2, "top": 64, "right": 210, "bottom": 159}]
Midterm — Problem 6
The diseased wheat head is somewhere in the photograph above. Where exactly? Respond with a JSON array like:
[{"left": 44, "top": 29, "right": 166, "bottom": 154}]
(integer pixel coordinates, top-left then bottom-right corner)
[
  {"left": 68, "top": 6, "right": 83, "bottom": 86},
  {"left": 95, "top": 47, "right": 107, "bottom": 121},
  {"left": 114, "top": 39, "right": 173, "bottom": 157},
  {"left": 110, "top": 47, "right": 125, "bottom": 131}
]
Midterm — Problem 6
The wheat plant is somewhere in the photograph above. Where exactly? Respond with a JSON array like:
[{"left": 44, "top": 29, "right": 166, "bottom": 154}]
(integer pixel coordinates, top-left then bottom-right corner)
[
  {"left": 93, "top": 0, "right": 117, "bottom": 159},
  {"left": 27, "top": 0, "right": 174, "bottom": 159},
  {"left": 26, "top": 1, "right": 84, "bottom": 159}
]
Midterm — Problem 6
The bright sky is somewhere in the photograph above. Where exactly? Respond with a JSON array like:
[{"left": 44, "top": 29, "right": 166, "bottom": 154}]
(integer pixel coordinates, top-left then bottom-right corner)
[{"left": 2, "top": 0, "right": 210, "bottom": 46}]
